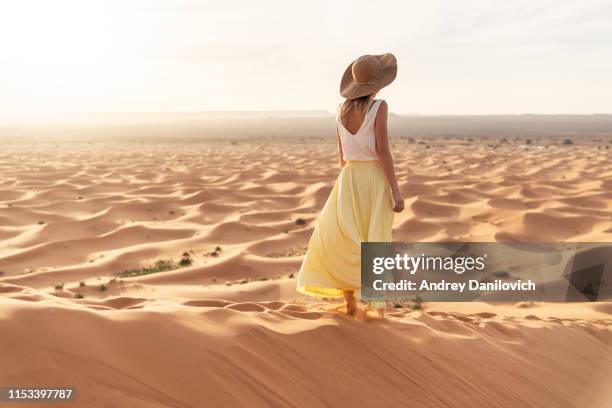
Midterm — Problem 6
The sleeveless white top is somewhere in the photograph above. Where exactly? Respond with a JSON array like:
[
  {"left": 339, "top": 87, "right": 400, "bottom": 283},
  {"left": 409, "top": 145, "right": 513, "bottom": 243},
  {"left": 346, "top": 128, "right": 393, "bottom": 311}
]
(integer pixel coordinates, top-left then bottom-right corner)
[{"left": 337, "top": 99, "right": 383, "bottom": 161}]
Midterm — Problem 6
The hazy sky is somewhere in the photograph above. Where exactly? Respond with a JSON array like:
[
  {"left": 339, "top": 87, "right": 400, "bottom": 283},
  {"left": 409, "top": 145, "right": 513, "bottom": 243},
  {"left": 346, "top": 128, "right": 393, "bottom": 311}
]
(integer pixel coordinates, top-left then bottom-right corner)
[{"left": 1, "top": 0, "right": 611, "bottom": 114}]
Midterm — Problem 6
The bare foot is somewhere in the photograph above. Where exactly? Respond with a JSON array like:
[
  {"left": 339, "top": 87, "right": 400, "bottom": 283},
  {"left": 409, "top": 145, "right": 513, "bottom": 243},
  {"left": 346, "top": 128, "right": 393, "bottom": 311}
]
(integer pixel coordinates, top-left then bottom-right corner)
[
  {"left": 346, "top": 298, "right": 357, "bottom": 316},
  {"left": 354, "top": 306, "right": 368, "bottom": 322},
  {"left": 343, "top": 290, "right": 357, "bottom": 316}
]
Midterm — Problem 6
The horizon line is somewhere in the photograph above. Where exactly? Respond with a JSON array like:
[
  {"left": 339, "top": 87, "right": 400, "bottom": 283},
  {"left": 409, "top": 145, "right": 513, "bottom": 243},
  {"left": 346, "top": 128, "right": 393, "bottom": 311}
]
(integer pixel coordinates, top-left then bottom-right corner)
[{"left": 1, "top": 110, "right": 611, "bottom": 118}]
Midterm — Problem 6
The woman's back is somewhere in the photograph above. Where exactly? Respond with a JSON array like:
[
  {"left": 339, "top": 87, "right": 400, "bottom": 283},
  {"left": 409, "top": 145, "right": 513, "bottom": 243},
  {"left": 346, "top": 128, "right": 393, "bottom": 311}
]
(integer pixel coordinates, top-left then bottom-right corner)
[{"left": 337, "top": 99, "right": 383, "bottom": 161}]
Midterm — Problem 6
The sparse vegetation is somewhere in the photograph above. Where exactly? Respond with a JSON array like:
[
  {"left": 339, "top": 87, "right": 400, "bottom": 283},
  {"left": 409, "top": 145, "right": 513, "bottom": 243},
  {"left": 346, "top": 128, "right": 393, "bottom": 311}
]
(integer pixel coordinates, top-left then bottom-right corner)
[
  {"left": 54, "top": 283, "right": 64, "bottom": 290},
  {"left": 79, "top": 281, "right": 86, "bottom": 287},
  {"left": 99, "top": 284, "right": 107, "bottom": 291},
  {"left": 295, "top": 218, "right": 306, "bottom": 225},
  {"left": 179, "top": 258, "right": 192, "bottom": 266},
  {"left": 179, "top": 252, "right": 193, "bottom": 266},
  {"left": 37, "top": 220, "right": 45, "bottom": 225},
  {"left": 411, "top": 296, "right": 424, "bottom": 310},
  {"left": 74, "top": 293, "right": 84, "bottom": 299},
  {"left": 205, "top": 247, "right": 221, "bottom": 257},
  {"left": 118, "top": 259, "right": 178, "bottom": 278},
  {"left": 494, "top": 270, "right": 510, "bottom": 279},
  {"left": 562, "top": 138, "right": 574, "bottom": 145}
]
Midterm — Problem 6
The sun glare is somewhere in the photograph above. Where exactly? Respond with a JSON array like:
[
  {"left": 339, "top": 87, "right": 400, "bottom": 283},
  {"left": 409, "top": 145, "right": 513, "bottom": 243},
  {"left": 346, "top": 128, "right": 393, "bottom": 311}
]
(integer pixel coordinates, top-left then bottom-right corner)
[{"left": 0, "top": 1, "right": 143, "bottom": 114}]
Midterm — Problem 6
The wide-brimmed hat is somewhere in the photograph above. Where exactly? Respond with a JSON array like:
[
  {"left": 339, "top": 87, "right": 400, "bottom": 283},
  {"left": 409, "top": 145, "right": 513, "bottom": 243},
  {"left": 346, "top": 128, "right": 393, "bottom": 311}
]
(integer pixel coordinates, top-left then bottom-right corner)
[{"left": 340, "top": 53, "right": 397, "bottom": 99}]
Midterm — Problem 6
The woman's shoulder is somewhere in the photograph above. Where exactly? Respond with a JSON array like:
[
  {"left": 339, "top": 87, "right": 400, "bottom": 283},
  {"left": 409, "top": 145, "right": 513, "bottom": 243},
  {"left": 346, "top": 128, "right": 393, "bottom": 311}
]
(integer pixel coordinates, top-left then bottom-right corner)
[{"left": 373, "top": 99, "right": 388, "bottom": 116}]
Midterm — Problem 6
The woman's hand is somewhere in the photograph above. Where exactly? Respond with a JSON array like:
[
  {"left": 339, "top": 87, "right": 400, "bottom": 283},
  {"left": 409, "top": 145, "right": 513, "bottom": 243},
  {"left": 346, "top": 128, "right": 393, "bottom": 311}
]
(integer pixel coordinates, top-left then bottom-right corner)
[{"left": 392, "top": 189, "right": 405, "bottom": 213}]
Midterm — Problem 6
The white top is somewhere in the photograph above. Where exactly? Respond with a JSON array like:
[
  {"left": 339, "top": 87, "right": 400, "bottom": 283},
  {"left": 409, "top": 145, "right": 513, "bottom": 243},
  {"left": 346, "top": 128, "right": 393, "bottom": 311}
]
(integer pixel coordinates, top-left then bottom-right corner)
[{"left": 337, "top": 99, "right": 383, "bottom": 161}]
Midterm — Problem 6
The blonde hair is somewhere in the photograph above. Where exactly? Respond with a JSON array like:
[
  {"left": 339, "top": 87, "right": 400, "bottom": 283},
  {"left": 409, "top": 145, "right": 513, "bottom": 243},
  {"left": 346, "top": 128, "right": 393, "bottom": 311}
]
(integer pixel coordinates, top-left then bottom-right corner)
[{"left": 340, "top": 94, "right": 374, "bottom": 117}]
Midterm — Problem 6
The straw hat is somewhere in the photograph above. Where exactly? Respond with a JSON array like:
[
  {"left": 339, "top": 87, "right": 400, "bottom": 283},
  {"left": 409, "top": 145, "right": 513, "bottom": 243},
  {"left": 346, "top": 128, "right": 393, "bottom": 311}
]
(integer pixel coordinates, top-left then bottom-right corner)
[{"left": 340, "top": 53, "right": 397, "bottom": 99}]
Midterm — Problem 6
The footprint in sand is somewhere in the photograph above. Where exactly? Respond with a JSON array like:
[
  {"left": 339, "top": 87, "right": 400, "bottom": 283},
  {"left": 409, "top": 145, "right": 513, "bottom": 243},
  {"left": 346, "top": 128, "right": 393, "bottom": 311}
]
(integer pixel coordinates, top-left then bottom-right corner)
[
  {"left": 476, "top": 312, "right": 497, "bottom": 319},
  {"left": 10, "top": 294, "right": 43, "bottom": 302},
  {"left": 101, "top": 297, "right": 148, "bottom": 310},
  {"left": 225, "top": 302, "right": 267, "bottom": 312},
  {"left": 0, "top": 284, "right": 25, "bottom": 294},
  {"left": 183, "top": 299, "right": 233, "bottom": 308}
]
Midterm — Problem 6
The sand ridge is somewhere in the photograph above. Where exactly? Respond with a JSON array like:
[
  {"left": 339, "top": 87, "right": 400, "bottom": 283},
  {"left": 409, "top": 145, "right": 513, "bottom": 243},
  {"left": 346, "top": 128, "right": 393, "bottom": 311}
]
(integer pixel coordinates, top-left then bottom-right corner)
[{"left": 1, "top": 286, "right": 611, "bottom": 407}]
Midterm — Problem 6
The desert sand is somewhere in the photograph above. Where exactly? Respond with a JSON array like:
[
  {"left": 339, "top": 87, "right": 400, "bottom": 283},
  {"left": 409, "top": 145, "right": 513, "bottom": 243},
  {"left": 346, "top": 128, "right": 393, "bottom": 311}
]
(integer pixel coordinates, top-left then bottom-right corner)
[{"left": 1, "top": 117, "right": 612, "bottom": 407}]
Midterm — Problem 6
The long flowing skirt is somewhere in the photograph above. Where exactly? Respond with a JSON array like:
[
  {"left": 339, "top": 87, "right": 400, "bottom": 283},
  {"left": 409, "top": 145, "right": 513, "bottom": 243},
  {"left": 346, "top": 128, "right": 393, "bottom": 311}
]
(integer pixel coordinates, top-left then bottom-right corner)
[{"left": 297, "top": 160, "right": 394, "bottom": 299}]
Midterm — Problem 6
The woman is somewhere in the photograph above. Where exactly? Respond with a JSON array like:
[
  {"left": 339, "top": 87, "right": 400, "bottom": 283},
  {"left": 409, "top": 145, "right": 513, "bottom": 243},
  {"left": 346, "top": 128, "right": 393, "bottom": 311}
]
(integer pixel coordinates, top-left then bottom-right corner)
[{"left": 297, "top": 53, "right": 404, "bottom": 317}]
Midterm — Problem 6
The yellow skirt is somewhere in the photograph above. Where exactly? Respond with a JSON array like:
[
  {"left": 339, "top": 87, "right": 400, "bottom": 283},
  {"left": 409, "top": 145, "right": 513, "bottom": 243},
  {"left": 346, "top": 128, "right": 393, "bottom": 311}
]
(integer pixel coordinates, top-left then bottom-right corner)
[{"left": 297, "top": 160, "right": 394, "bottom": 299}]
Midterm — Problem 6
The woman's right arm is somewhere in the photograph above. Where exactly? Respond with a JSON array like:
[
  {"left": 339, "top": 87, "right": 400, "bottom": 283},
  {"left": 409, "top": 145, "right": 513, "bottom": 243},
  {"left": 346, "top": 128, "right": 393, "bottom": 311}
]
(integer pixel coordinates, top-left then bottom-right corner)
[
  {"left": 374, "top": 101, "right": 404, "bottom": 212},
  {"left": 336, "top": 125, "right": 346, "bottom": 168}
]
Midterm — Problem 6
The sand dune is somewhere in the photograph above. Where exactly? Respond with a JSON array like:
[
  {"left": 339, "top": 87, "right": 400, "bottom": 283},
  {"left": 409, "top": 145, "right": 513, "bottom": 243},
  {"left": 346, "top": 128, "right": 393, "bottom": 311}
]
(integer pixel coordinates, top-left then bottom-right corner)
[
  {"left": 1, "top": 136, "right": 612, "bottom": 407},
  {"left": 1, "top": 290, "right": 611, "bottom": 408}
]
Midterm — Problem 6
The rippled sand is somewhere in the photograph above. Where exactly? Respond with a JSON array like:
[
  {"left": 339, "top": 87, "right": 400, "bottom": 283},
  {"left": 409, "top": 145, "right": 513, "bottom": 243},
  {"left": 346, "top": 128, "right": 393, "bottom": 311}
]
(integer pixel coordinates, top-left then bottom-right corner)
[{"left": 1, "top": 135, "right": 611, "bottom": 407}]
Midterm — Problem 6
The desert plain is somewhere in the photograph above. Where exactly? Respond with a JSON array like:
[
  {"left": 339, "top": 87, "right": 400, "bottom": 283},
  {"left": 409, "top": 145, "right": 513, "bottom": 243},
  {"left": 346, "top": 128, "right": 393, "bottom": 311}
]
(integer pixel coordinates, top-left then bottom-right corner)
[{"left": 1, "top": 113, "right": 611, "bottom": 407}]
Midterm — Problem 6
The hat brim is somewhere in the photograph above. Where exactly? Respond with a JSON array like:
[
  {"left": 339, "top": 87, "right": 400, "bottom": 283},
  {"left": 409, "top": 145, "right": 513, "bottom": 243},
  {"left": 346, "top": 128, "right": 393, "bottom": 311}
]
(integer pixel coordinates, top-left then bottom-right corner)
[{"left": 340, "top": 53, "right": 397, "bottom": 99}]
